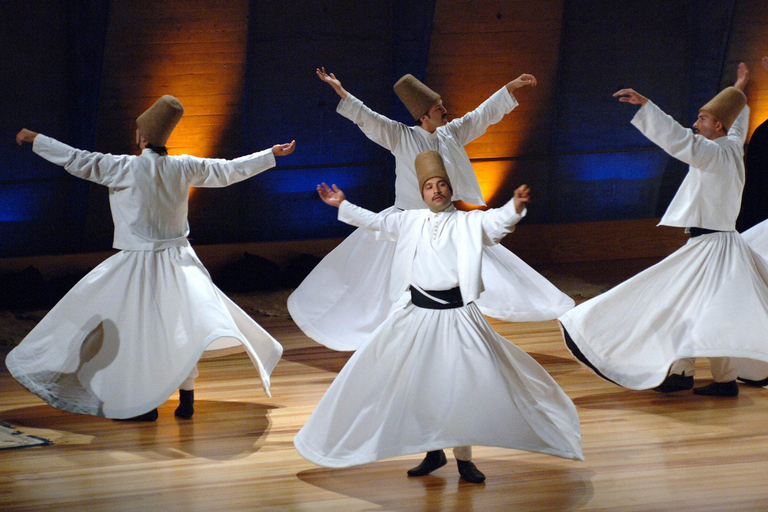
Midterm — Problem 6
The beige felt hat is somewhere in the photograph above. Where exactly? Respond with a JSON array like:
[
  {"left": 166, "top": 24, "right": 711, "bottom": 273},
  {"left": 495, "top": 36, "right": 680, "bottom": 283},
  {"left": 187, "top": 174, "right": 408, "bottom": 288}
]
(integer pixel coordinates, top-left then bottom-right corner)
[
  {"left": 394, "top": 74, "right": 441, "bottom": 121},
  {"left": 415, "top": 150, "right": 452, "bottom": 191},
  {"left": 700, "top": 86, "right": 747, "bottom": 131},
  {"left": 136, "top": 95, "right": 184, "bottom": 146}
]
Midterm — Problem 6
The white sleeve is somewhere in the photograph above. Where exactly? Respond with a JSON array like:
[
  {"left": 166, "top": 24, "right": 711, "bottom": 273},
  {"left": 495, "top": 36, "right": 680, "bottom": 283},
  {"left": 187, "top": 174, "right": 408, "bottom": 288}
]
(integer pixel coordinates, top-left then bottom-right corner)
[
  {"left": 337, "top": 201, "right": 403, "bottom": 241},
  {"left": 727, "top": 105, "right": 750, "bottom": 146},
  {"left": 478, "top": 199, "right": 526, "bottom": 245},
  {"left": 32, "top": 134, "right": 131, "bottom": 186},
  {"left": 182, "top": 148, "right": 276, "bottom": 187},
  {"left": 447, "top": 87, "right": 518, "bottom": 146},
  {"left": 336, "top": 94, "right": 410, "bottom": 152},
  {"left": 631, "top": 100, "right": 725, "bottom": 171}
]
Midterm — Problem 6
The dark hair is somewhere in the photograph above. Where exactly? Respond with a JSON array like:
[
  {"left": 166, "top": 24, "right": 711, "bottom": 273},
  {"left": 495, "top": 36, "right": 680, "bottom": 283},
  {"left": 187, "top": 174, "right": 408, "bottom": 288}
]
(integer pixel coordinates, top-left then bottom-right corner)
[{"left": 146, "top": 144, "right": 168, "bottom": 156}]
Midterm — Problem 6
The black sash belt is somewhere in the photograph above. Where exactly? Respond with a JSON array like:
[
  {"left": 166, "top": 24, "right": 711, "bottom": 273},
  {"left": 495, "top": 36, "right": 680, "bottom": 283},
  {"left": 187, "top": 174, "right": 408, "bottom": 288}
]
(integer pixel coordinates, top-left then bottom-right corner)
[
  {"left": 689, "top": 227, "right": 722, "bottom": 238},
  {"left": 409, "top": 286, "right": 464, "bottom": 310}
]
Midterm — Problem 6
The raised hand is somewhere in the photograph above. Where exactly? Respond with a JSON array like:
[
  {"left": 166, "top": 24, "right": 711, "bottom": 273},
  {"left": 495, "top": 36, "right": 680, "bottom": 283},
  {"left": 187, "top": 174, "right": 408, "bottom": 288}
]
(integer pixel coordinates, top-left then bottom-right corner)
[
  {"left": 613, "top": 88, "right": 648, "bottom": 106},
  {"left": 507, "top": 74, "right": 538, "bottom": 92},
  {"left": 734, "top": 62, "right": 749, "bottom": 91},
  {"left": 513, "top": 184, "right": 531, "bottom": 214},
  {"left": 272, "top": 140, "right": 296, "bottom": 156},
  {"left": 316, "top": 67, "right": 348, "bottom": 99},
  {"left": 317, "top": 182, "right": 346, "bottom": 207}
]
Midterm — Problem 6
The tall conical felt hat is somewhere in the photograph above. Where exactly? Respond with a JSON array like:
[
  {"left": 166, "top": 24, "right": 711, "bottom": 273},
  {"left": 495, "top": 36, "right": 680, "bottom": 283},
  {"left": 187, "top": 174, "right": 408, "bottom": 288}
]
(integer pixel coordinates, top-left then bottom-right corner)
[
  {"left": 394, "top": 74, "right": 441, "bottom": 121},
  {"left": 415, "top": 150, "right": 451, "bottom": 191},
  {"left": 700, "top": 86, "right": 747, "bottom": 131},
  {"left": 136, "top": 95, "right": 184, "bottom": 146}
]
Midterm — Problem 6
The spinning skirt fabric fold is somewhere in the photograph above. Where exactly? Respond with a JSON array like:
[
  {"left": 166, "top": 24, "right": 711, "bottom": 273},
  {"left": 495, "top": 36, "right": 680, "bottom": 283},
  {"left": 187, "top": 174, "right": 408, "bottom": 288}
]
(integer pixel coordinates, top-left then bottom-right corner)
[
  {"left": 294, "top": 301, "right": 583, "bottom": 468},
  {"left": 288, "top": 207, "right": 574, "bottom": 351},
  {"left": 733, "top": 220, "right": 768, "bottom": 383},
  {"left": 6, "top": 246, "right": 282, "bottom": 419},
  {"left": 559, "top": 231, "right": 768, "bottom": 389}
]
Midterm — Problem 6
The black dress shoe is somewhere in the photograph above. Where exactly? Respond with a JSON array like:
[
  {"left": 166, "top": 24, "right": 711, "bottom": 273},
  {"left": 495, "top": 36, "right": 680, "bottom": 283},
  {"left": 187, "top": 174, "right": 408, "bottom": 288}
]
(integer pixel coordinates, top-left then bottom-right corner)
[
  {"left": 407, "top": 450, "right": 447, "bottom": 476},
  {"left": 114, "top": 408, "right": 158, "bottom": 422},
  {"left": 174, "top": 389, "right": 194, "bottom": 419},
  {"left": 693, "top": 380, "right": 739, "bottom": 397},
  {"left": 457, "top": 460, "right": 486, "bottom": 484},
  {"left": 653, "top": 373, "right": 693, "bottom": 393},
  {"left": 737, "top": 376, "right": 768, "bottom": 387}
]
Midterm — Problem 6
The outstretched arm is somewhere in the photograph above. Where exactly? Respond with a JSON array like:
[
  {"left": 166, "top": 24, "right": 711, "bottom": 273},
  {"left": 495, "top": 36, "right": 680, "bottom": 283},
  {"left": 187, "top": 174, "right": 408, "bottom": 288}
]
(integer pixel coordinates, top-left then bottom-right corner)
[
  {"left": 321, "top": 182, "right": 403, "bottom": 240},
  {"left": 316, "top": 67, "right": 348, "bottom": 100},
  {"left": 480, "top": 184, "right": 530, "bottom": 244},
  {"left": 185, "top": 140, "right": 296, "bottom": 188},
  {"left": 505, "top": 73, "right": 538, "bottom": 93}
]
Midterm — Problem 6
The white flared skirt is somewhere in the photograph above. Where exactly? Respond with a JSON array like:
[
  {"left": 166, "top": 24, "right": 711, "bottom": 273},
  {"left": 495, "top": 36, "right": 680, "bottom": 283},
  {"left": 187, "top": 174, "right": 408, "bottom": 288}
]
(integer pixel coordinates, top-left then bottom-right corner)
[
  {"left": 288, "top": 207, "right": 574, "bottom": 351},
  {"left": 6, "top": 246, "right": 283, "bottom": 419},
  {"left": 560, "top": 231, "right": 768, "bottom": 389},
  {"left": 294, "top": 301, "right": 583, "bottom": 468}
]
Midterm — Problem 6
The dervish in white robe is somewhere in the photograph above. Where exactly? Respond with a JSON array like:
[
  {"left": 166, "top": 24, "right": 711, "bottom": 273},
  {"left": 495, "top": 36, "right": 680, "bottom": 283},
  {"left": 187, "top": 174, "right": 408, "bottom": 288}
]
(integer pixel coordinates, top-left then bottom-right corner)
[
  {"left": 295, "top": 152, "right": 583, "bottom": 483},
  {"left": 287, "top": 69, "right": 574, "bottom": 351},
  {"left": 560, "top": 66, "right": 768, "bottom": 396},
  {"left": 8, "top": 103, "right": 294, "bottom": 419}
]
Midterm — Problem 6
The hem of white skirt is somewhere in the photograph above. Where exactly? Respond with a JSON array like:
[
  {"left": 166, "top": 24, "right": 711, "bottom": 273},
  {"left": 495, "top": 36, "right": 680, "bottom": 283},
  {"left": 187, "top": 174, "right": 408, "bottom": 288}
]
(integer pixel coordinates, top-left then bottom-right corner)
[
  {"left": 6, "top": 328, "right": 275, "bottom": 419},
  {"left": 293, "top": 434, "right": 584, "bottom": 468},
  {"left": 286, "top": 294, "right": 361, "bottom": 351},
  {"left": 559, "top": 315, "right": 768, "bottom": 389}
]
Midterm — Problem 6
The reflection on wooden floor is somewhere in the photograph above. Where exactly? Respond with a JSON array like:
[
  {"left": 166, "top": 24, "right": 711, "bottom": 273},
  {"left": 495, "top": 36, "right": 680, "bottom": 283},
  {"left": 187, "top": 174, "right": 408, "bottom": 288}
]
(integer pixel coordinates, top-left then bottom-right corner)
[{"left": 2, "top": 315, "right": 768, "bottom": 511}]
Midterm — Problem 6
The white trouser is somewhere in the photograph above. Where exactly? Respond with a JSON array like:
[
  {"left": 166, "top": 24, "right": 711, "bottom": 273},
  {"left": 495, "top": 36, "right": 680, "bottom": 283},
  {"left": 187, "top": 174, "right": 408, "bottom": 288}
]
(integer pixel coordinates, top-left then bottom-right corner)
[
  {"left": 671, "top": 358, "right": 737, "bottom": 382},
  {"left": 453, "top": 446, "right": 472, "bottom": 461},
  {"left": 179, "top": 365, "right": 199, "bottom": 391}
]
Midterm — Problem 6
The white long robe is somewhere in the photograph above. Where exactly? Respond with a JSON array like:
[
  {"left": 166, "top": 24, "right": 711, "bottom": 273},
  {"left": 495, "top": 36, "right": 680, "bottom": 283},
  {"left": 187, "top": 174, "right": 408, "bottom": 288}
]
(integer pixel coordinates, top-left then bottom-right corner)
[
  {"left": 6, "top": 136, "right": 283, "bottom": 418},
  {"left": 288, "top": 88, "right": 574, "bottom": 351},
  {"left": 294, "top": 199, "right": 583, "bottom": 467},
  {"left": 559, "top": 101, "right": 768, "bottom": 389}
]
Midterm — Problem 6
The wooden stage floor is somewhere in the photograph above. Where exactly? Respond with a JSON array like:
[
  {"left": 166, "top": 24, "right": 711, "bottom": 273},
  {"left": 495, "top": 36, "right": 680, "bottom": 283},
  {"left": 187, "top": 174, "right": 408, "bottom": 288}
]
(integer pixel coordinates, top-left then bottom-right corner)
[{"left": 2, "top": 314, "right": 768, "bottom": 511}]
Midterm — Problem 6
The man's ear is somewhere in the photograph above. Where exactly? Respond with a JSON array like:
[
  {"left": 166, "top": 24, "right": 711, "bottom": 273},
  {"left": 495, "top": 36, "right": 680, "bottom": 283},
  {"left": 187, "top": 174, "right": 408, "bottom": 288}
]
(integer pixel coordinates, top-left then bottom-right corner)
[{"left": 716, "top": 121, "right": 726, "bottom": 134}]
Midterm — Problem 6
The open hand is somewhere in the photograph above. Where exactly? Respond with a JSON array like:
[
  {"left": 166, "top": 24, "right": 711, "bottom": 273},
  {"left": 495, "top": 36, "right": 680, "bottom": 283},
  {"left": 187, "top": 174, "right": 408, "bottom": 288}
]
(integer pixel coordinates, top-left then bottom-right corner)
[
  {"left": 613, "top": 88, "right": 648, "bottom": 106},
  {"left": 316, "top": 67, "right": 347, "bottom": 99},
  {"left": 317, "top": 182, "right": 346, "bottom": 207},
  {"left": 272, "top": 140, "right": 296, "bottom": 156},
  {"left": 735, "top": 62, "right": 749, "bottom": 91}
]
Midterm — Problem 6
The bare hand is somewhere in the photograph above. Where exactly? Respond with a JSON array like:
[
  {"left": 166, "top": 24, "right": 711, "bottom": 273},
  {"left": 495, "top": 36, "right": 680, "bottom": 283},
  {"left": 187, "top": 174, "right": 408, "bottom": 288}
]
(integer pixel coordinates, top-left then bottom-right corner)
[
  {"left": 316, "top": 67, "right": 348, "bottom": 99},
  {"left": 272, "top": 140, "right": 296, "bottom": 156},
  {"left": 506, "top": 74, "right": 538, "bottom": 92},
  {"left": 16, "top": 128, "right": 38, "bottom": 146},
  {"left": 613, "top": 88, "right": 648, "bottom": 106},
  {"left": 734, "top": 62, "right": 749, "bottom": 91},
  {"left": 513, "top": 184, "right": 531, "bottom": 214},
  {"left": 317, "top": 182, "right": 346, "bottom": 207}
]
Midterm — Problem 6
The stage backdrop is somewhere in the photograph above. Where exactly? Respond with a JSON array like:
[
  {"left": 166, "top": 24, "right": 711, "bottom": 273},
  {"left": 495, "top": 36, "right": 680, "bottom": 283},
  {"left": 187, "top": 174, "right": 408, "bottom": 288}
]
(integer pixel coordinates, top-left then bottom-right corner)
[{"left": 4, "top": 0, "right": 767, "bottom": 259}]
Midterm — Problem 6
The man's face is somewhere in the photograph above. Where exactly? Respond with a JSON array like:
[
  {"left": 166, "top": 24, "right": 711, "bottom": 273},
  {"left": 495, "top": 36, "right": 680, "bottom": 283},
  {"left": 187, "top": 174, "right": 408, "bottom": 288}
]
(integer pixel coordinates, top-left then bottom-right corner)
[
  {"left": 422, "top": 176, "right": 453, "bottom": 212},
  {"left": 419, "top": 100, "right": 448, "bottom": 132},
  {"left": 693, "top": 110, "right": 725, "bottom": 140}
]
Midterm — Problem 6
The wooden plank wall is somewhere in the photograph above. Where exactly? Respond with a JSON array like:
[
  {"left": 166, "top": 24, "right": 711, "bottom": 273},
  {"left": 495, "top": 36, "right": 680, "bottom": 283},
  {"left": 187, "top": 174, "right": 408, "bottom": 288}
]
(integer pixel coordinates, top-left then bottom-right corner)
[
  {"left": 424, "top": 0, "right": 564, "bottom": 208},
  {"left": 725, "top": 1, "right": 768, "bottom": 137},
  {"left": 94, "top": 0, "right": 250, "bottom": 158}
]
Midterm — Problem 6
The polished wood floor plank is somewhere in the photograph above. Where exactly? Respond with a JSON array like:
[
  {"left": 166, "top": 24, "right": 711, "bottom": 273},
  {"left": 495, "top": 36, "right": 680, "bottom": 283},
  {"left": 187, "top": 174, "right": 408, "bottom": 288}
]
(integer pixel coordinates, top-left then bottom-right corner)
[{"left": 1, "top": 315, "right": 768, "bottom": 511}]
